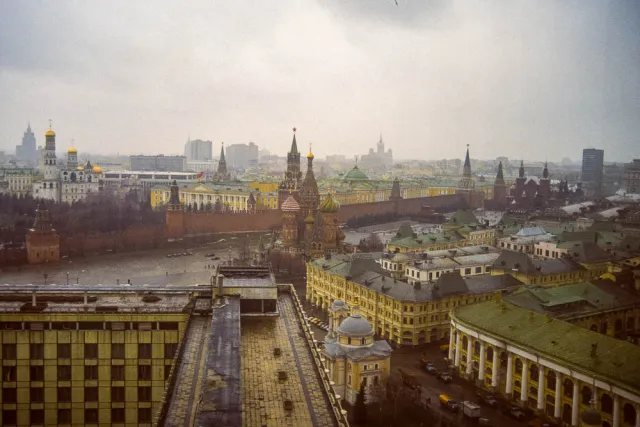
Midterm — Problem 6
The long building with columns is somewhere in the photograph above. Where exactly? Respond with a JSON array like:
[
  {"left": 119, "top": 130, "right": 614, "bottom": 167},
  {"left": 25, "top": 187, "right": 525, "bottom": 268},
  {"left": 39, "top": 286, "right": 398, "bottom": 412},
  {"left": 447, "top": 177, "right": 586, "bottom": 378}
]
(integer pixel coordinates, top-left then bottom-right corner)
[{"left": 449, "top": 300, "right": 640, "bottom": 427}]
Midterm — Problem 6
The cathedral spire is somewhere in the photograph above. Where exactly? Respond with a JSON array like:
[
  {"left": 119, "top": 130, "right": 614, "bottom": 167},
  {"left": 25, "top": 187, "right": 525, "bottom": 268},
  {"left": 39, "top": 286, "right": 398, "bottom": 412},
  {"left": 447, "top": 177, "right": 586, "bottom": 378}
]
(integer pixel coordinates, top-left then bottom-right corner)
[
  {"left": 519, "top": 160, "right": 525, "bottom": 178},
  {"left": 542, "top": 161, "right": 549, "bottom": 179},
  {"left": 463, "top": 144, "right": 471, "bottom": 178},
  {"left": 216, "top": 142, "right": 229, "bottom": 180}
]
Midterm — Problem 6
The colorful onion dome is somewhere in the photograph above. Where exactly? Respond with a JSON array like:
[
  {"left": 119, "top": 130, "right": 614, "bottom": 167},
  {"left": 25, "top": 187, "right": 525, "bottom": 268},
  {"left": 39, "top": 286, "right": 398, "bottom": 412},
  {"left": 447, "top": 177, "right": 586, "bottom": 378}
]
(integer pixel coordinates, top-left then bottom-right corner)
[
  {"left": 319, "top": 192, "right": 340, "bottom": 213},
  {"left": 281, "top": 194, "right": 300, "bottom": 212}
]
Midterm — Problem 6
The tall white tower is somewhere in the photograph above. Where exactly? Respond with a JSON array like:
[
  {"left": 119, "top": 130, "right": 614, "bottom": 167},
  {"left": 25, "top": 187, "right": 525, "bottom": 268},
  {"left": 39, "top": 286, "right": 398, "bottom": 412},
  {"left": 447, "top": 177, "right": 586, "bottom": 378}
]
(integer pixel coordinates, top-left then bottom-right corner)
[{"left": 43, "top": 121, "right": 58, "bottom": 181}]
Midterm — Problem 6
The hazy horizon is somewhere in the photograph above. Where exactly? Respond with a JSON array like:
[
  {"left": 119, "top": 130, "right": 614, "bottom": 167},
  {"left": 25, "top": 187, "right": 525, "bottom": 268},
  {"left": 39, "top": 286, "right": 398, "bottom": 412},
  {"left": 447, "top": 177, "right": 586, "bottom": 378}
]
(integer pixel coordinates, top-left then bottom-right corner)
[{"left": 1, "top": 0, "right": 639, "bottom": 162}]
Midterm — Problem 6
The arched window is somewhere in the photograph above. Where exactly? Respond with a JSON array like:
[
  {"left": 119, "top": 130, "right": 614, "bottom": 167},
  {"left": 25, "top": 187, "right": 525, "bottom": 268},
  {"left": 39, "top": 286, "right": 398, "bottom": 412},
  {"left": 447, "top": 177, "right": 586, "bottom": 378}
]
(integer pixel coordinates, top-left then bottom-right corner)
[
  {"left": 581, "top": 386, "right": 592, "bottom": 405},
  {"left": 601, "top": 394, "right": 613, "bottom": 414},
  {"left": 530, "top": 364, "right": 539, "bottom": 382},
  {"left": 474, "top": 341, "right": 480, "bottom": 356},
  {"left": 361, "top": 338, "right": 366, "bottom": 345},
  {"left": 486, "top": 347, "right": 494, "bottom": 362},
  {"left": 529, "top": 386, "right": 537, "bottom": 396},
  {"left": 623, "top": 403, "right": 637, "bottom": 425},
  {"left": 546, "top": 371, "right": 556, "bottom": 390},
  {"left": 515, "top": 359, "right": 523, "bottom": 374},
  {"left": 563, "top": 379, "right": 573, "bottom": 397},
  {"left": 347, "top": 337, "right": 352, "bottom": 345},
  {"left": 462, "top": 336, "right": 468, "bottom": 349}
]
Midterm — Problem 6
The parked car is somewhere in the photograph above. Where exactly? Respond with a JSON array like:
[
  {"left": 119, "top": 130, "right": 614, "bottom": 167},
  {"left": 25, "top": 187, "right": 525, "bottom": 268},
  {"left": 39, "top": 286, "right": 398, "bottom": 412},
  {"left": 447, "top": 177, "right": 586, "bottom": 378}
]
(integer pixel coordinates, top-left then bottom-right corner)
[
  {"left": 436, "top": 372, "right": 452, "bottom": 383},
  {"left": 205, "top": 252, "right": 215, "bottom": 257},
  {"left": 439, "top": 395, "right": 460, "bottom": 413},
  {"left": 425, "top": 364, "right": 438, "bottom": 374},
  {"left": 212, "top": 256, "right": 220, "bottom": 260},
  {"left": 462, "top": 401, "right": 481, "bottom": 420},
  {"left": 507, "top": 406, "right": 526, "bottom": 420},
  {"left": 476, "top": 392, "right": 498, "bottom": 407}
]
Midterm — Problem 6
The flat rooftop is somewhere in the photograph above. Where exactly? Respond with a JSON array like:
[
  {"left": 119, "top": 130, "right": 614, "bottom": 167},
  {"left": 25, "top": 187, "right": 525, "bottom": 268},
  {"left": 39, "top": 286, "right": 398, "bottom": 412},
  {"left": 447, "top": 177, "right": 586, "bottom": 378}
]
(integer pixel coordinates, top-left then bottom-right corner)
[{"left": 239, "top": 294, "right": 337, "bottom": 427}]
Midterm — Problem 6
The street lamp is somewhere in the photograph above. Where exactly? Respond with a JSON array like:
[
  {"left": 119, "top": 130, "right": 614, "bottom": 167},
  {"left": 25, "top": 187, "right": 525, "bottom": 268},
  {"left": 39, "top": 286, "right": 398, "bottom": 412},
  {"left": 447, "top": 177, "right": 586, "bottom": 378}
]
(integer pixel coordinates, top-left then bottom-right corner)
[
  {"left": 43, "top": 273, "right": 48, "bottom": 286},
  {"left": 66, "top": 272, "right": 69, "bottom": 286}
]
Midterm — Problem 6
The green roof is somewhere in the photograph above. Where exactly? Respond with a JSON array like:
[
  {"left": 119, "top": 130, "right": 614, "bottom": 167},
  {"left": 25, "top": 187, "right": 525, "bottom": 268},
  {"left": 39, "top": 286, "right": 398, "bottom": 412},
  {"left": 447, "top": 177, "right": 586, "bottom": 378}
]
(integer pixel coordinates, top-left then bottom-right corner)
[
  {"left": 343, "top": 165, "right": 369, "bottom": 181},
  {"left": 453, "top": 301, "right": 640, "bottom": 395},
  {"left": 389, "top": 231, "right": 464, "bottom": 248}
]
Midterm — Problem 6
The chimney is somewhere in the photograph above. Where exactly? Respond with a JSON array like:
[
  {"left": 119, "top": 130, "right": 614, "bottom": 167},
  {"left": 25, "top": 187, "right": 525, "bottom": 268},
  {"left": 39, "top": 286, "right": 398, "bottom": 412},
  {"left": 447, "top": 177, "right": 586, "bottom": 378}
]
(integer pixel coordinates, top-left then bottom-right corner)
[
  {"left": 590, "top": 343, "right": 597, "bottom": 358},
  {"left": 217, "top": 274, "right": 224, "bottom": 297}
]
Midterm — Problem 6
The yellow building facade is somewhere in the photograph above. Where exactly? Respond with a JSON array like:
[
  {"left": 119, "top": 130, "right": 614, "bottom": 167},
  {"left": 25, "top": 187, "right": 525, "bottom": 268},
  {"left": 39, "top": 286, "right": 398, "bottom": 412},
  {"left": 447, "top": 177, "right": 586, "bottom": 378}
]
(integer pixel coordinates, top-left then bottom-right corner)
[
  {"left": 306, "top": 256, "right": 523, "bottom": 346},
  {"left": 0, "top": 310, "right": 188, "bottom": 426},
  {"left": 151, "top": 183, "right": 278, "bottom": 211},
  {"left": 450, "top": 301, "right": 640, "bottom": 427}
]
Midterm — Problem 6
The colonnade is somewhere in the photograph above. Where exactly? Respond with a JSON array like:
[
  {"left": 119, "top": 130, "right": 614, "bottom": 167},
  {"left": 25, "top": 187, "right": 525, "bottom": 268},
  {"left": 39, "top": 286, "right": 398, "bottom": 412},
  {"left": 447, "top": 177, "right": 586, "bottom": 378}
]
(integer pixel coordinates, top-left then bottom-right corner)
[{"left": 448, "top": 325, "right": 640, "bottom": 427}]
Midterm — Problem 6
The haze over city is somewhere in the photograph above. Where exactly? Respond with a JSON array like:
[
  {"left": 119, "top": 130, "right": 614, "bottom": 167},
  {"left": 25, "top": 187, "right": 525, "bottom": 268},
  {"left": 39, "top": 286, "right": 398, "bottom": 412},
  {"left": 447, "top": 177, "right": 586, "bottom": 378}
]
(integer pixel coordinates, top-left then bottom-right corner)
[{"left": 1, "top": 0, "right": 639, "bottom": 161}]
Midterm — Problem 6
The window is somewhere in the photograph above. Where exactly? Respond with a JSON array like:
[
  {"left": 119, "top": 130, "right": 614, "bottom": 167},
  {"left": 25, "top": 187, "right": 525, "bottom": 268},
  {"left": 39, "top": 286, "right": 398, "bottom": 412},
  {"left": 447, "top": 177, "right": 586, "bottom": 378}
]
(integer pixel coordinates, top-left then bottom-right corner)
[
  {"left": 30, "top": 343, "right": 44, "bottom": 359},
  {"left": 465, "top": 268, "right": 472, "bottom": 275},
  {"left": 138, "top": 408, "right": 152, "bottom": 423},
  {"left": 2, "top": 388, "right": 17, "bottom": 403},
  {"left": 30, "top": 409, "right": 45, "bottom": 425},
  {"left": 111, "top": 366, "right": 125, "bottom": 381},
  {"left": 85, "top": 409, "right": 99, "bottom": 424},
  {"left": 475, "top": 266, "right": 482, "bottom": 273},
  {"left": 348, "top": 374, "right": 352, "bottom": 385},
  {"left": 139, "top": 386, "right": 152, "bottom": 402},
  {"left": 85, "top": 344, "right": 98, "bottom": 359},
  {"left": 30, "top": 387, "right": 44, "bottom": 403},
  {"left": 2, "top": 366, "right": 17, "bottom": 382},
  {"left": 58, "top": 409, "right": 71, "bottom": 424},
  {"left": 58, "top": 343, "right": 71, "bottom": 359},
  {"left": 164, "top": 343, "right": 178, "bottom": 358},
  {"left": 2, "top": 410, "right": 17, "bottom": 426},
  {"left": 112, "top": 343, "right": 125, "bottom": 359},
  {"left": 362, "top": 377, "right": 368, "bottom": 386},
  {"left": 112, "top": 408, "right": 126, "bottom": 423},
  {"left": 58, "top": 366, "right": 72, "bottom": 381},
  {"left": 138, "top": 343, "right": 152, "bottom": 359},
  {"left": 112, "top": 386, "right": 125, "bottom": 402},
  {"left": 138, "top": 365, "right": 152, "bottom": 380},
  {"left": 84, "top": 387, "right": 98, "bottom": 402},
  {"left": 58, "top": 387, "right": 71, "bottom": 402},
  {"left": 30, "top": 365, "right": 44, "bottom": 381},
  {"left": 84, "top": 365, "right": 98, "bottom": 380}
]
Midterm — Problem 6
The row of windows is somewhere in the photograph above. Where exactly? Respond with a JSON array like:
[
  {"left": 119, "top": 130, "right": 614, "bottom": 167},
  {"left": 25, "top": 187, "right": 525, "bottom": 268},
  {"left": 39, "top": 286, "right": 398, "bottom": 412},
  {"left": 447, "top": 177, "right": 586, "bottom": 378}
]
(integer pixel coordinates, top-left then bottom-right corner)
[
  {"left": 1, "top": 407, "right": 152, "bottom": 425},
  {"left": 0, "top": 321, "right": 180, "bottom": 331},
  {"left": 2, "top": 363, "right": 172, "bottom": 382},
  {"left": 1, "top": 385, "right": 159, "bottom": 403},
  {"left": 1, "top": 343, "right": 178, "bottom": 360}
]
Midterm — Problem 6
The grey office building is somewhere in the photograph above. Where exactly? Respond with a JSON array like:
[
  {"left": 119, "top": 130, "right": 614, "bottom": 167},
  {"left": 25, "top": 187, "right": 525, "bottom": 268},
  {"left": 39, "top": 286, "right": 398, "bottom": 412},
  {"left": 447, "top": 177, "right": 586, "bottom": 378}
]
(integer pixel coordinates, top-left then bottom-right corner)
[
  {"left": 581, "top": 148, "right": 604, "bottom": 197},
  {"left": 184, "top": 139, "right": 213, "bottom": 161},
  {"left": 129, "top": 155, "right": 187, "bottom": 172}
]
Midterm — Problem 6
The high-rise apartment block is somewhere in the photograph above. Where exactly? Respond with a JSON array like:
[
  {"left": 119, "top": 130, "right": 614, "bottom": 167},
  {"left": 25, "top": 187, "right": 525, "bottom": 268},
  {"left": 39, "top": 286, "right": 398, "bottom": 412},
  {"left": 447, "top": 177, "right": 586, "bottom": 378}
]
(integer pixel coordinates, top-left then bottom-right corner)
[
  {"left": 225, "top": 143, "right": 258, "bottom": 169},
  {"left": 581, "top": 149, "right": 604, "bottom": 197},
  {"left": 623, "top": 159, "right": 640, "bottom": 193},
  {"left": 183, "top": 139, "right": 212, "bottom": 161},
  {"left": 15, "top": 123, "right": 38, "bottom": 166}
]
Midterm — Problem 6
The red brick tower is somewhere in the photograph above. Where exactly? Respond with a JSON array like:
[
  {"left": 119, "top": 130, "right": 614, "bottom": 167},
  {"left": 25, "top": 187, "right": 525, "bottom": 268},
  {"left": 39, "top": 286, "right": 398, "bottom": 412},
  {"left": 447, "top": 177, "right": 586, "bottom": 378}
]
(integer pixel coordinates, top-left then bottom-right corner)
[
  {"left": 26, "top": 202, "right": 60, "bottom": 265},
  {"left": 165, "top": 180, "right": 185, "bottom": 238}
]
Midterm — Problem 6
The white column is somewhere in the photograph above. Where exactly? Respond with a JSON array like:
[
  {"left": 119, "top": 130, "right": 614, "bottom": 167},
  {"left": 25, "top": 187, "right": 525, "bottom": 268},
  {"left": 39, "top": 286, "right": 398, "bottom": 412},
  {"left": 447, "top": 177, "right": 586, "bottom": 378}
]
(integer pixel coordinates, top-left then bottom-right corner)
[
  {"left": 506, "top": 353, "right": 514, "bottom": 396},
  {"left": 466, "top": 339, "right": 474, "bottom": 375},
  {"left": 478, "top": 342, "right": 486, "bottom": 383},
  {"left": 454, "top": 333, "right": 462, "bottom": 367},
  {"left": 448, "top": 329, "right": 455, "bottom": 361},
  {"left": 537, "top": 367, "right": 545, "bottom": 411},
  {"left": 613, "top": 395, "right": 620, "bottom": 427},
  {"left": 520, "top": 361, "right": 529, "bottom": 403},
  {"left": 571, "top": 381, "right": 579, "bottom": 427},
  {"left": 491, "top": 348, "right": 500, "bottom": 389},
  {"left": 554, "top": 372, "right": 562, "bottom": 419}
]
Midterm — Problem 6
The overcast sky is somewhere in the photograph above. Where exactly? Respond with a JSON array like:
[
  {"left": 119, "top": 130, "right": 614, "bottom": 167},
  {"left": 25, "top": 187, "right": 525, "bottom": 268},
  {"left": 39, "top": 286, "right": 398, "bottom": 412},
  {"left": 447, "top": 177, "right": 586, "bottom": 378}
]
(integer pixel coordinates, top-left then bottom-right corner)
[{"left": 1, "top": 0, "right": 639, "bottom": 162}]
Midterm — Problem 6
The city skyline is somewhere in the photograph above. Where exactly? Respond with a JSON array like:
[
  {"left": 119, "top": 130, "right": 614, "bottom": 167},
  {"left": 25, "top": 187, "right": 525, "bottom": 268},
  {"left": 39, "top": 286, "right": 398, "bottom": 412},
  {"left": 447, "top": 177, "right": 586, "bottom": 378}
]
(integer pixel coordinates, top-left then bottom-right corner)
[{"left": 1, "top": 1, "right": 639, "bottom": 161}]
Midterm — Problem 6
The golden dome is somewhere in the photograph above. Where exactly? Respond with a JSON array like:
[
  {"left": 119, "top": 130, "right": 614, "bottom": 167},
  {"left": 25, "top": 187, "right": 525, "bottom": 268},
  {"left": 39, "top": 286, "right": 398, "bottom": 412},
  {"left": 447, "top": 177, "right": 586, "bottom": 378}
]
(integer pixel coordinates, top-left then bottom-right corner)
[
  {"left": 77, "top": 165, "right": 84, "bottom": 170},
  {"left": 45, "top": 128, "right": 56, "bottom": 137},
  {"left": 92, "top": 165, "right": 102, "bottom": 174},
  {"left": 67, "top": 146, "right": 77, "bottom": 154},
  {"left": 319, "top": 192, "right": 340, "bottom": 213},
  {"left": 307, "top": 143, "right": 314, "bottom": 159}
]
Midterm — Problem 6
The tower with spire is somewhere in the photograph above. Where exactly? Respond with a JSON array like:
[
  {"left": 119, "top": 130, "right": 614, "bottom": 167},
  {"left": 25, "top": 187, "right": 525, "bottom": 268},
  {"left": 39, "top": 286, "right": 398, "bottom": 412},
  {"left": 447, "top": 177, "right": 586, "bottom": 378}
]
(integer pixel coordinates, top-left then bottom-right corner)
[
  {"left": 215, "top": 143, "right": 230, "bottom": 180},
  {"left": 16, "top": 122, "right": 38, "bottom": 165},
  {"left": 515, "top": 161, "right": 526, "bottom": 201},
  {"left": 538, "top": 161, "right": 551, "bottom": 201},
  {"left": 492, "top": 161, "right": 507, "bottom": 207},
  {"left": 456, "top": 145, "right": 483, "bottom": 208},
  {"left": 278, "top": 128, "right": 303, "bottom": 208}
]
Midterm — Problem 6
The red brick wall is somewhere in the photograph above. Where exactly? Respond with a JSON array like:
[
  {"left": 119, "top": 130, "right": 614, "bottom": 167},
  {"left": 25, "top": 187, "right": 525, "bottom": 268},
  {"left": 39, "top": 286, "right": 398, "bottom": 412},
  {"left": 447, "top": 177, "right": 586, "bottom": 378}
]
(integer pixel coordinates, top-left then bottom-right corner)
[
  {"left": 336, "top": 194, "right": 464, "bottom": 222},
  {"left": 60, "top": 225, "right": 165, "bottom": 256},
  {"left": 182, "top": 210, "right": 283, "bottom": 235}
]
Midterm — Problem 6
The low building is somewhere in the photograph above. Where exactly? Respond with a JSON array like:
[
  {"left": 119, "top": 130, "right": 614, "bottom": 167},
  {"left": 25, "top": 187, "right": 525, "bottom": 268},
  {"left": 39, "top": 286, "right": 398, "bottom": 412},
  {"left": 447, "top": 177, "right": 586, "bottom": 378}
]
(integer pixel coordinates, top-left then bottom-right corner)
[
  {"left": 129, "top": 155, "right": 186, "bottom": 172},
  {"left": 151, "top": 182, "right": 267, "bottom": 212},
  {"left": 450, "top": 300, "right": 640, "bottom": 427},
  {"left": 1, "top": 168, "right": 38, "bottom": 197},
  {"left": 498, "top": 226, "right": 555, "bottom": 254},
  {"left": 306, "top": 253, "right": 523, "bottom": 346},
  {"left": 322, "top": 301, "right": 392, "bottom": 404},
  {"left": 491, "top": 250, "right": 593, "bottom": 285},
  {"left": 212, "top": 264, "right": 277, "bottom": 315},
  {"left": 503, "top": 280, "right": 640, "bottom": 343},
  {"left": 533, "top": 240, "right": 612, "bottom": 277}
]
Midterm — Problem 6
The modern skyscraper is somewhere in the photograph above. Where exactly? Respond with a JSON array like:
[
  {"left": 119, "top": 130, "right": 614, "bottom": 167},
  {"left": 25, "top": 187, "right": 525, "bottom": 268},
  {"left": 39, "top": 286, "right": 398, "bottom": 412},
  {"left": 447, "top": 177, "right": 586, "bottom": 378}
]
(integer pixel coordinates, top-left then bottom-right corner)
[
  {"left": 183, "top": 137, "right": 212, "bottom": 161},
  {"left": 581, "top": 149, "right": 604, "bottom": 197},
  {"left": 225, "top": 142, "right": 259, "bottom": 169}
]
